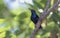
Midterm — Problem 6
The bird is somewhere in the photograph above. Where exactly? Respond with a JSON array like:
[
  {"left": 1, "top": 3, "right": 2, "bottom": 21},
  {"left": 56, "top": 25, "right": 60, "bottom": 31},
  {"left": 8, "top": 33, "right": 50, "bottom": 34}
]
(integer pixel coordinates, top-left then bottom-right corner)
[{"left": 29, "top": 8, "right": 42, "bottom": 29}]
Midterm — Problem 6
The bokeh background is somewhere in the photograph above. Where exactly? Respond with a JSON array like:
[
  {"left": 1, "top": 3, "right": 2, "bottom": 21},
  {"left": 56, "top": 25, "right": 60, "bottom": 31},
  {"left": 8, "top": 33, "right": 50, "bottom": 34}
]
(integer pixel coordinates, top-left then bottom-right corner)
[{"left": 0, "top": 0, "right": 60, "bottom": 38}]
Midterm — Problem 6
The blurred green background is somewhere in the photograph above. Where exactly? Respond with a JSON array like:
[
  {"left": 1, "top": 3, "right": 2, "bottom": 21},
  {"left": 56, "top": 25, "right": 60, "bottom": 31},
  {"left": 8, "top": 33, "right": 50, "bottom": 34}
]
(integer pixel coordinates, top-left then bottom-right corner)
[{"left": 0, "top": 0, "right": 60, "bottom": 38}]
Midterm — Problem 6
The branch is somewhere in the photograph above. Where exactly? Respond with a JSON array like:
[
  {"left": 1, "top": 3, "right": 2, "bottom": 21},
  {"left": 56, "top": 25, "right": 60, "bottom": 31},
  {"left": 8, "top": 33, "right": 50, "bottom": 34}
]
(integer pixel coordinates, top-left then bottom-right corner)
[
  {"left": 50, "top": 0, "right": 58, "bottom": 38},
  {"left": 30, "top": 0, "right": 51, "bottom": 38},
  {"left": 30, "top": 0, "right": 60, "bottom": 38},
  {"left": 44, "top": 0, "right": 51, "bottom": 12}
]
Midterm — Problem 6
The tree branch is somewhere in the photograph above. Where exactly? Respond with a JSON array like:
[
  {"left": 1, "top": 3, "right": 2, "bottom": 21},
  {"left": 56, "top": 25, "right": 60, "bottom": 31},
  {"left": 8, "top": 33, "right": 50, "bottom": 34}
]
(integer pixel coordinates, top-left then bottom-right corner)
[
  {"left": 30, "top": 0, "right": 60, "bottom": 38},
  {"left": 50, "top": 0, "right": 58, "bottom": 38},
  {"left": 44, "top": 0, "right": 51, "bottom": 12}
]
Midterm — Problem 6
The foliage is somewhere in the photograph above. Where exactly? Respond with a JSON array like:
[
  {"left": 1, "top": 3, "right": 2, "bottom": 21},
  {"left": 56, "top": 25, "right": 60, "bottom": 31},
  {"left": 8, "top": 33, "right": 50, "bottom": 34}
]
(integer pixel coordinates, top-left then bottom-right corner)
[{"left": 0, "top": 0, "right": 60, "bottom": 38}]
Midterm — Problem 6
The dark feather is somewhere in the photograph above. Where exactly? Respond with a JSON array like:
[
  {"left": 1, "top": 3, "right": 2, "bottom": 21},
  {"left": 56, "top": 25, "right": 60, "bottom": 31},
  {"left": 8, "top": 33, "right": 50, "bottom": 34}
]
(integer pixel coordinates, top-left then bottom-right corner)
[{"left": 30, "top": 9, "right": 42, "bottom": 29}]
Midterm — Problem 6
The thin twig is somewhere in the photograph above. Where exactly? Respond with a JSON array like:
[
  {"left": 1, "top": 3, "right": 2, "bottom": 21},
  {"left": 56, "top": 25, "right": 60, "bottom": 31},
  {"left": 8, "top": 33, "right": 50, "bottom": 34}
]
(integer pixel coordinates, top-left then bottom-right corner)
[
  {"left": 50, "top": 0, "right": 58, "bottom": 38},
  {"left": 44, "top": 0, "right": 51, "bottom": 12}
]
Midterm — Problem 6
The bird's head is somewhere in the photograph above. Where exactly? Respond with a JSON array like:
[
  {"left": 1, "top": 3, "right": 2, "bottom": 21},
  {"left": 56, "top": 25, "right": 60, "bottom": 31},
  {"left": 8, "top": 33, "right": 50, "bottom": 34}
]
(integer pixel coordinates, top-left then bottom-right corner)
[{"left": 28, "top": 8, "right": 35, "bottom": 12}]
